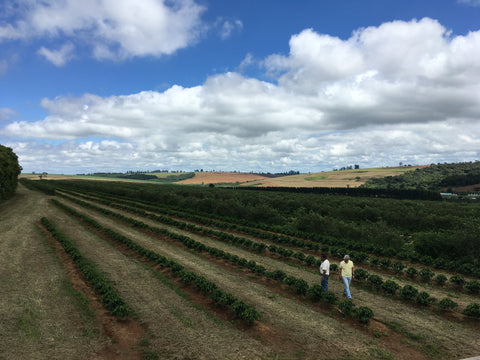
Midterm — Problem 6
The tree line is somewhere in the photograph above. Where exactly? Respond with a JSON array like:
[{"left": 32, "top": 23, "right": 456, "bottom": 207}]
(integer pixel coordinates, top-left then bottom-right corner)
[
  {"left": 0, "top": 144, "right": 22, "bottom": 201},
  {"left": 361, "top": 161, "right": 480, "bottom": 191}
]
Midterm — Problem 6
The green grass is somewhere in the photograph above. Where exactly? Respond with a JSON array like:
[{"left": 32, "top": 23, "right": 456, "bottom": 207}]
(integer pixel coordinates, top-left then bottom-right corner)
[
  {"left": 305, "top": 175, "right": 327, "bottom": 181},
  {"left": 17, "top": 297, "right": 40, "bottom": 339},
  {"left": 60, "top": 279, "right": 95, "bottom": 318},
  {"left": 385, "top": 320, "right": 421, "bottom": 341}
]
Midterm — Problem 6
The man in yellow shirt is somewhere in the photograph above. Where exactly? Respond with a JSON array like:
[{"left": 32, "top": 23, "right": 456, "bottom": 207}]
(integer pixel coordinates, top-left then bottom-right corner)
[{"left": 339, "top": 255, "right": 354, "bottom": 299}]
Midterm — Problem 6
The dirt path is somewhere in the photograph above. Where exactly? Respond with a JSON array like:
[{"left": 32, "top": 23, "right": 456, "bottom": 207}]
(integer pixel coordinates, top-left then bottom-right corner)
[{"left": 0, "top": 185, "right": 105, "bottom": 360}]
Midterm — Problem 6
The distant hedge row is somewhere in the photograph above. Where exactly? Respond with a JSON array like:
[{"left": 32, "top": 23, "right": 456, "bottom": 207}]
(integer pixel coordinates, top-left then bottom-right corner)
[
  {"left": 0, "top": 145, "right": 22, "bottom": 201},
  {"left": 233, "top": 185, "right": 442, "bottom": 201}
]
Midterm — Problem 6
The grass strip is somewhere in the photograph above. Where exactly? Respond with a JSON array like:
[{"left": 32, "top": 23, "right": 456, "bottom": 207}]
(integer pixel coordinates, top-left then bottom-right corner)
[{"left": 40, "top": 217, "right": 131, "bottom": 318}]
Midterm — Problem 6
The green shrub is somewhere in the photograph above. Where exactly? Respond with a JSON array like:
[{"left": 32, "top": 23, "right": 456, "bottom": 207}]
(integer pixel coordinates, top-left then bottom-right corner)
[
  {"left": 354, "top": 268, "right": 369, "bottom": 281},
  {"left": 353, "top": 306, "right": 374, "bottom": 324},
  {"left": 463, "top": 303, "right": 480, "bottom": 318},
  {"left": 415, "top": 291, "right": 434, "bottom": 306},
  {"left": 449, "top": 274, "right": 466, "bottom": 287},
  {"left": 323, "top": 291, "right": 338, "bottom": 305},
  {"left": 370, "top": 257, "right": 380, "bottom": 266},
  {"left": 293, "top": 252, "right": 306, "bottom": 261},
  {"left": 379, "top": 258, "right": 393, "bottom": 269},
  {"left": 392, "top": 261, "right": 406, "bottom": 273},
  {"left": 283, "top": 276, "right": 296, "bottom": 286},
  {"left": 180, "top": 270, "right": 196, "bottom": 284},
  {"left": 305, "top": 255, "right": 316, "bottom": 266},
  {"left": 269, "top": 270, "right": 287, "bottom": 281},
  {"left": 401, "top": 285, "right": 419, "bottom": 300},
  {"left": 354, "top": 252, "right": 368, "bottom": 263},
  {"left": 434, "top": 274, "right": 448, "bottom": 286},
  {"left": 231, "top": 300, "right": 248, "bottom": 317},
  {"left": 338, "top": 300, "right": 356, "bottom": 317},
  {"left": 367, "top": 275, "right": 384, "bottom": 291},
  {"left": 419, "top": 268, "right": 435, "bottom": 282},
  {"left": 307, "top": 284, "right": 325, "bottom": 301},
  {"left": 219, "top": 292, "right": 236, "bottom": 306},
  {"left": 293, "top": 279, "right": 309, "bottom": 295},
  {"left": 437, "top": 298, "right": 458, "bottom": 311},
  {"left": 330, "top": 264, "right": 338, "bottom": 272},
  {"left": 381, "top": 280, "right": 400, "bottom": 296},
  {"left": 465, "top": 280, "right": 480, "bottom": 295},
  {"left": 242, "top": 307, "right": 260, "bottom": 325},
  {"left": 406, "top": 267, "right": 418, "bottom": 278},
  {"left": 253, "top": 265, "right": 266, "bottom": 275}
]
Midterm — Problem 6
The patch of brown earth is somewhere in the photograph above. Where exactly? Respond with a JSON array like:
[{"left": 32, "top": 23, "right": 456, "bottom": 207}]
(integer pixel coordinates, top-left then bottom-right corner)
[{"left": 178, "top": 172, "right": 268, "bottom": 185}]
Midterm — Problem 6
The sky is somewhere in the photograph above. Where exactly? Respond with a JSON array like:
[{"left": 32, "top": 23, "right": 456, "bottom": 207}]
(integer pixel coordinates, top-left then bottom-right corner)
[{"left": 1, "top": 0, "right": 480, "bottom": 174}]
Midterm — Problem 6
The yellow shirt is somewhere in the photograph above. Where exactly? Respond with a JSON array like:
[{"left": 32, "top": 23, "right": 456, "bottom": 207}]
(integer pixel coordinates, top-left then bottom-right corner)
[{"left": 339, "top": 260, "right": 354, "bottom": 277}]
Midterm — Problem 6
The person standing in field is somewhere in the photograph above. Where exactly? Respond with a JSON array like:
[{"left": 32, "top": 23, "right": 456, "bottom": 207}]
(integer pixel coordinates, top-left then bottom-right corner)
[
  {"left": 339, "top": 255, "right": 354, "bottom": 299},
  {"left": 320, "top": 253, "right": 330, "bottom": 291}
]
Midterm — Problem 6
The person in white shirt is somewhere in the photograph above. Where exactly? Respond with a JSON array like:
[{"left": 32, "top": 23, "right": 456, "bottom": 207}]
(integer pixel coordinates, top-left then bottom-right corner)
[{"left": 319, "top": 253, "right": 330, "bottom": 291}]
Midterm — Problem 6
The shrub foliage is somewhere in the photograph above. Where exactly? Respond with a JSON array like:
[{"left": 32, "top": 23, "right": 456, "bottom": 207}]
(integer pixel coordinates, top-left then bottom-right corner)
[{"left": 0, "top": 145, "right": 22, "bottom": 201}]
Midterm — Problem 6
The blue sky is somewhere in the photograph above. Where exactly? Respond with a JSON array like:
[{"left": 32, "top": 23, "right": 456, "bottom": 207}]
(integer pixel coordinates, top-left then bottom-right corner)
[{"left": 1, "top": 0, "right": 480, "bottom": 174}]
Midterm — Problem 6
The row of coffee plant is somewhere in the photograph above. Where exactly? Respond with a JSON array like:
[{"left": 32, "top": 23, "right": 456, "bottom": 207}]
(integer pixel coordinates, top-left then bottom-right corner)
[
  {"left": 50, "top": 199, "right": 260, "bottom": 325},
  {"left": 61, "top": 190, "right": 478, "bottom": 320},
  {"left": 58, "top": 189, "right": 480, "bottom": 295},
  {"left": 59, "top": 184, "right": 480, "bottom": 281},
  {"left": 40, "top": 217, "right": 130, "bottom": 317},
  {"left": 56, "top": 191, "right": 321, "bottom": 266},
  {"left": 57, "top": 191, "right": 479, "bottom": 321},
  {"left": 353, "top": 268, "right": 480, "bottom": 318},
  {"left": 53, "top": 194, "right": 375, "bottom": 325},
  {"left": 19, "top": 178, "right": 56, "bottom": 195},
  {"left": 51, "top": 180, "right": 480, "bottom": 279}
]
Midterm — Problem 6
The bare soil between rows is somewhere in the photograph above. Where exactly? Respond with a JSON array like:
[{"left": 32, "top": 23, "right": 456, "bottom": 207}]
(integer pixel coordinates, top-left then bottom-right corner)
[{"left": 37, "top": 221, "right": 145, "bottom": 360}]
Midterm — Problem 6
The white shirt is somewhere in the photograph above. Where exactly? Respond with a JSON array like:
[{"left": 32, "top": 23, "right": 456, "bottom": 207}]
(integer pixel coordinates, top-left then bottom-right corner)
[{"left": 320, "top": 259, "right": 330, "bottom": 276}]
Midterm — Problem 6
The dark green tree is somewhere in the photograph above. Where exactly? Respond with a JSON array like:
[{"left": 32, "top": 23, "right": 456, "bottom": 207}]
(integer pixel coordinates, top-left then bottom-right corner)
[{"left": 0, "top": 145, "right": 22, "bottom": 201}]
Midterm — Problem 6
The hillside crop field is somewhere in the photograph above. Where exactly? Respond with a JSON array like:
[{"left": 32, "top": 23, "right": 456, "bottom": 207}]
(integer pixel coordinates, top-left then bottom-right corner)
[
  {"left": 2, "top": 180, "right": 479, "bottom": 360},
  {"left": 245, "top": 166, "right": 429, "bottom": 188},
  {"left": 19, "top": 166, "right": 427, "bottom": 188}
]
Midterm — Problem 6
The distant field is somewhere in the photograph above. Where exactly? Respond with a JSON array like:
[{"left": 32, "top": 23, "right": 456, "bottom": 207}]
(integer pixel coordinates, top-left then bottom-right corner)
[
  {"left": 248, "top": 166, "right": 427, "bottom": 188},
  {"left": 177, "top": 166, "right": 427, "bottom": 187},
  {"left": 20, "top": 166, "right": 427, "bottom": 188},
  {"left": 177, "top": 171, "right": 268, "bottom": 185}
]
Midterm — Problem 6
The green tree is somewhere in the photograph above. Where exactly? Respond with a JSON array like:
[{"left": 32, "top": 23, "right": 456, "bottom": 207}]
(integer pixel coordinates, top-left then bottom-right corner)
[{"left": 0, "top": 145, "right": 22, "bottom": 201}]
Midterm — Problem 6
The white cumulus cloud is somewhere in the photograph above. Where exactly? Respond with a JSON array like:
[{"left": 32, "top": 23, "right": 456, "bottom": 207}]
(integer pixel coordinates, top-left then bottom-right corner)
[
  {"left": 5, "top": 17, "right": 480, "bottom": 173},
  {"left": 0, "top": 0, "right": 205, "bottom": 60}
]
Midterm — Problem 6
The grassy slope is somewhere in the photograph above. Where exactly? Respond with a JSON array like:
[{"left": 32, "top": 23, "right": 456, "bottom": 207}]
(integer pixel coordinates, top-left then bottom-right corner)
[
  {"left": 246, "top": 166, "right": 427, "bottom": 188},
  {"left": 19, "top": 166, "right": 426, "bottom": 188}
]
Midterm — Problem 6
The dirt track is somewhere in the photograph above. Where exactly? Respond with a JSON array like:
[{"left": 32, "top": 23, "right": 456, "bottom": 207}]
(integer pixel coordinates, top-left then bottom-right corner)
[{"left": 0, "top": 185, "right": 105, "bottom": 359}]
